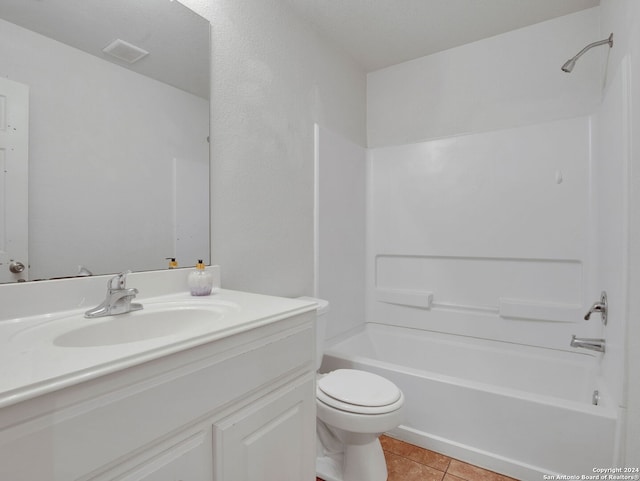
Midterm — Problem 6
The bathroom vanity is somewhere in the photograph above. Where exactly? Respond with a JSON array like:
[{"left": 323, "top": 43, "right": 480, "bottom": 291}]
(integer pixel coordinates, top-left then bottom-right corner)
[{"left": 0, "top": 270, "right": 317, "bottom": 481}]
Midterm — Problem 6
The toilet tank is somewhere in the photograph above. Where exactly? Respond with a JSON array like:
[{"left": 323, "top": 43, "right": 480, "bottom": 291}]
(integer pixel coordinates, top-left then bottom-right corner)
[{"left": 297, "top": 297, "right": 329, "bottom": 370}]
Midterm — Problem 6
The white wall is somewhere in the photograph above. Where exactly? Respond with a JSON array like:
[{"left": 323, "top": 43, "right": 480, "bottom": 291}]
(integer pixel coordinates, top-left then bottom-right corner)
[
  {"left": 315, "top": 125, "right": 366, "bottom": 340},
  {"left": 176, "top": 0, "right": 210, "bottom": 22},
  {"left": 367, "top": 7, "right": 603, "bottom": 147},
  {"left": 599, "top": 0, "right": 640, "bottom": 466},
  {"left": 594, "top": 45, "right": 630, "bottom": 462},
  {"left": 208, "top": 0, "right": 366, "bottom": 297},
  {"left": 0, "top": 18, "right": 209, "bottom": 279}
]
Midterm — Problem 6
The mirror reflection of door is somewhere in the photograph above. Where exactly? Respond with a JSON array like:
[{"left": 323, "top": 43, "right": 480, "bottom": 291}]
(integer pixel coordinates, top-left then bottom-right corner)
[{"left": 0, "top": 77, "right": 29, "bottom": 283}]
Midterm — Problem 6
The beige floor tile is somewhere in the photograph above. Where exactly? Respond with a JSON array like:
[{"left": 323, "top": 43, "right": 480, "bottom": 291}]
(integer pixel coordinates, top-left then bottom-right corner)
[
  {"left": 385, "top": 451, "right": 446, "bottom": 481},
  {"left": 444, "top": 474, "right": 468, "bottom": 481},
  {"left": 447, "top": 459, "right": 516, "bottom": 481},
  {"left": 380, "top": 435, "right": 451, "bottom": 471},
  {"left": 319, "top": 437, "right": 521, "bottom": 481}
]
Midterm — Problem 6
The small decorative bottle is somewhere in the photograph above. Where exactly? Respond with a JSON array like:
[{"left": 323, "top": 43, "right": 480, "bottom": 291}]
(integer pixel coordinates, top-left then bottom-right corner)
[
  {"left": 166, "top": 257, "right": 178, "bottom": 269},
  {"left": 188, "top": 259, "right": 213, "bottom": 296}
]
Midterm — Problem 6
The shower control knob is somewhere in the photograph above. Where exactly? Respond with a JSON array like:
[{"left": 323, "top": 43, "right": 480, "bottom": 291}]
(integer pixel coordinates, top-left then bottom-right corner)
[{"left": 9, "top": 261, "right": 25, "bottom": 273}]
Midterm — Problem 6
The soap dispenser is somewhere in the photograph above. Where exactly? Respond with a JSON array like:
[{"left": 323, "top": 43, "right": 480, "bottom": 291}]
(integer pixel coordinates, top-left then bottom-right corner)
[
  {"left": 166, "top": 257, "right": 178, "bottom": 269},
  {"left": 188, "top": 259, "right": 213, "bottom": 296}
]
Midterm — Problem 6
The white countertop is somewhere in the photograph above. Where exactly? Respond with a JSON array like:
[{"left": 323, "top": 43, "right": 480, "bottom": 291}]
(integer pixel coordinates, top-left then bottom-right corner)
[{"left": 0, "top": 289, "right": 316, "bottom": 409}]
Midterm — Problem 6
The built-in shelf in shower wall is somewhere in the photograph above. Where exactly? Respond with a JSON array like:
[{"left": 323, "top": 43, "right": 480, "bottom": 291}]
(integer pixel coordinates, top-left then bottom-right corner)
[
  {"left": 367, "top": 116, "right": 595, "bottom": 349},
  {"left": 374, "top": 255, "right": 583, "bottom": 322},
  {"left": 375, "top": 287, "right": 434, "bottom": 309}
]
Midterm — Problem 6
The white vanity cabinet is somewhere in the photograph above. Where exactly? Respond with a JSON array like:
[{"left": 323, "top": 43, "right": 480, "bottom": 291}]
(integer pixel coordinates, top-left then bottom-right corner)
[
  {"left": 0, "top": 310, "right": 316, "bottom": 481},
  {"left": 213, "top": 376, "right": 314, "bottom": 480}
]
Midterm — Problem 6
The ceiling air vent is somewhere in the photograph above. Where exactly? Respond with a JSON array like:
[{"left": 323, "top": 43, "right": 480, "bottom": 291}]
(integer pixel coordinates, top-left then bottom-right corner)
[{"left": 102, "top": 39, "right": 149, "bottom": 64}]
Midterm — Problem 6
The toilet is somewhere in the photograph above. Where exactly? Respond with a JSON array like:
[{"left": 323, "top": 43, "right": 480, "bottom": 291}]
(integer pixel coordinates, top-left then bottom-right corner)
[{"left": 300, "top": 297, "right": 405, "bottom": 481}]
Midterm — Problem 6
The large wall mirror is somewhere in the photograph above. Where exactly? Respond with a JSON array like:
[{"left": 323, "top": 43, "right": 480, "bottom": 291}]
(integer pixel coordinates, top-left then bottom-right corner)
[{"left": 0, "top": 0, "right": 210, "bottom": 284}]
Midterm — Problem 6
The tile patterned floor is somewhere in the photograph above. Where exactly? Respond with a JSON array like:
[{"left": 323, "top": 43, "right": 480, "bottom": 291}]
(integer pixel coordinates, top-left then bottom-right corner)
[{"left": 316, "top": 435, "right": 520, "bottom": 481}]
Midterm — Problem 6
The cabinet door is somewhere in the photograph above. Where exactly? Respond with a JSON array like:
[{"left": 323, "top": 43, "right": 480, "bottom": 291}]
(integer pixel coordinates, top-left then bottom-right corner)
[
  {"left": 213, "top": 376, "right": 315, "bottom": 481},
  {"left": 87, "top": 428, "right": 213, "bottom": 481}
]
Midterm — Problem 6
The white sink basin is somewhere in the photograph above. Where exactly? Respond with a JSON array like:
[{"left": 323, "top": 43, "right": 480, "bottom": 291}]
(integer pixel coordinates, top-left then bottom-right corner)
[
  {"left": 54, "top": 306, "right": 224, "bottom": 347},
  {"left": 0, "top": 288, "right": 317, "bottom": 409},
  {"left": 10, "top": 300, "right": 237, "bottom": 349}
]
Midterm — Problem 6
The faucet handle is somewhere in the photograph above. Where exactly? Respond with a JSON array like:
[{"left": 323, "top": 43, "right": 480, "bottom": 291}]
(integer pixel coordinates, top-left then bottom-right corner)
[
  {"left": 108, "top": 270, "right": 132, "bottom": 290},
  {"left": 584, "top": 291, "right": 608, "bottom": 325}
]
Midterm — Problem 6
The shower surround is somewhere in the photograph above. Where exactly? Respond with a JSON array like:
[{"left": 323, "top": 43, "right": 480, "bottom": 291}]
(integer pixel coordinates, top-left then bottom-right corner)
[
  {"left": 317, "top": 6, "right": 628, "bottom": 479},
  {"left": 367, "top": 116, "right": 594, "bottom": 349},
  {"left": 318, "top": 115, "right": 616, "bottom": 479}
]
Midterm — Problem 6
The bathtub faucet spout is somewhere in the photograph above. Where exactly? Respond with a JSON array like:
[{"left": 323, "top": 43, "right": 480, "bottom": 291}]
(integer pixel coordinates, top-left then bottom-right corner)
[{"left": 570, "top": 335, "right": 605, "bottom": 353}]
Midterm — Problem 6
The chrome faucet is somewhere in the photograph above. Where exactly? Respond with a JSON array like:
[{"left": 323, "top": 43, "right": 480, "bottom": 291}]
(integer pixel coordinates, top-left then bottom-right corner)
[
  {"left": 570, "top": 335, "right": 605, "bottom": 353},
  {"left": 584, "top": 291, "right": 607, "bottom": 324},
  {"left": 84, "top": 271, "right": 143, "bottom": 318}
]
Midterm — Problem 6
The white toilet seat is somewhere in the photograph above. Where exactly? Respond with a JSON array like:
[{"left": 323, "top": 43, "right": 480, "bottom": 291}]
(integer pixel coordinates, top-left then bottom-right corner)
[{"left": 317, "top": 369, "right": 403, "bottom": 414}]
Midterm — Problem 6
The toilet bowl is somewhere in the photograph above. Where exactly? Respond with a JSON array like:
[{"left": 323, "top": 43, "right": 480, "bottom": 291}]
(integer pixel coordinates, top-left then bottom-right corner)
[
  {"left": 317, "top": 369, "right": 405, "bottom": 481},
  {"left": 299, "top": 297, "right": 404, "bottom": 481}
]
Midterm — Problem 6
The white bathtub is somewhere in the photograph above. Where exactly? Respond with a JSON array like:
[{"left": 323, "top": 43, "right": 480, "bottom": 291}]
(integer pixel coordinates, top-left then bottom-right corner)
[{"left": 320, "top": 323, "right": 618, "bottom": 481}]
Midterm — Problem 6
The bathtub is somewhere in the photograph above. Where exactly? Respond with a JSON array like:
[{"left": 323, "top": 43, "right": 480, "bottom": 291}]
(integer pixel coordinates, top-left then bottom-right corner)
[{"left": 320, "top": 323, "right": 618, "bottom": 481}]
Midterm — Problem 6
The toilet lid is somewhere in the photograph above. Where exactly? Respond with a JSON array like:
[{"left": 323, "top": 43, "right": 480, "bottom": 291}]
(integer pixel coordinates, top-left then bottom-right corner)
[{"left": 317, "top": 369, "right": 402, "bottom": 408}]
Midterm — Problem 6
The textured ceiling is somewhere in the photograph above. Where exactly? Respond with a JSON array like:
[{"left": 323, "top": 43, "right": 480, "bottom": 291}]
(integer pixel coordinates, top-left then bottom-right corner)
[
  {"left": 285, "top": 0, "right": 601, "bottom": 71},
  {"left": 1, "top": 0, "right": 601, "bottom": 90}
]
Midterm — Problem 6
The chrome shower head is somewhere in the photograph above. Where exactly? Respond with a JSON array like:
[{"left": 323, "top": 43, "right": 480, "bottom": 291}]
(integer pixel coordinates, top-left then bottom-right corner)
[
  {"left": 561, "top": 58, "right": 577, "bottom": 73},
  {"left": 561, "top": 33, "right": 613, "bottom": 73}
]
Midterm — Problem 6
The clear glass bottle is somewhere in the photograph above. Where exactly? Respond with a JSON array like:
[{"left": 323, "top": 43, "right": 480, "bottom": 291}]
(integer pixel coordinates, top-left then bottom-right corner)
[{"left": 188, "top": 259, "right": 213, "bottom": 296}]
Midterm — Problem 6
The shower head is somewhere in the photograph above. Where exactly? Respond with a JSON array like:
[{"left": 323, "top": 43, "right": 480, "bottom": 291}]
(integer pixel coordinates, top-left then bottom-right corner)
[
  {"left": 561, "top": 33, "right": 613, "bottom": 73},
  {"left": 561, "top": 58, "right": 577, "bottom": 73}
]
